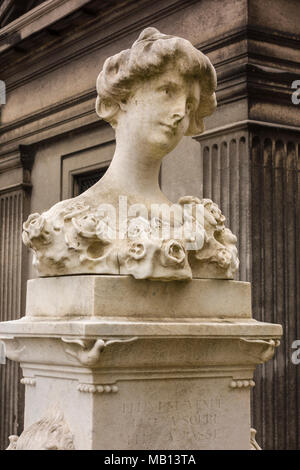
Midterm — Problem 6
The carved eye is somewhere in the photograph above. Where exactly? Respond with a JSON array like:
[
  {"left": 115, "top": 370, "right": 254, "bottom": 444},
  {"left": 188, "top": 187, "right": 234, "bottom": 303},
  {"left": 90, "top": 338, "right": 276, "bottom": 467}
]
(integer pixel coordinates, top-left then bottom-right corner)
[
  {"left": 159, "top": 86, "right": 171, "bottom": 95},
  {"left": 186, "top": 100, "right": 194, "bottom": 112}
]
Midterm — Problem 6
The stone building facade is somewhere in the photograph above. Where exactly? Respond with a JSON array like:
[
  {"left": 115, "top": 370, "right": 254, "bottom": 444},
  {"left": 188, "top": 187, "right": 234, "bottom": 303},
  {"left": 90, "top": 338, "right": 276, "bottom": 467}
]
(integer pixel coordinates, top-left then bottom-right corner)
[{"left": 0, "top": 0, "right": 299, "bottom": 450}]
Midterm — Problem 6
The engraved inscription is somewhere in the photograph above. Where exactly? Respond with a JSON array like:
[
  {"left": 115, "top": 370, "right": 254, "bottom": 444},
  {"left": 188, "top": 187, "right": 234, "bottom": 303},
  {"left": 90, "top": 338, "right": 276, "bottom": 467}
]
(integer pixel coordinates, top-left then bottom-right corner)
[
  {"left": 122, "top": 398, "right": 221, "bottom": 414},
  {"left": 122, "top": 398, "right": 222, "bottom": 447}
]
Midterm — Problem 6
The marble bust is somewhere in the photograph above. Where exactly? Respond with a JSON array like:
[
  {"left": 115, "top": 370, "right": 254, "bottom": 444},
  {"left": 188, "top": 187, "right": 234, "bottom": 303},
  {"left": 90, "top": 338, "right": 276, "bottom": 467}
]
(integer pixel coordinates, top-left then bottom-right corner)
[{"left": 22, "top": 28, "right": 239, "bottom": 280}]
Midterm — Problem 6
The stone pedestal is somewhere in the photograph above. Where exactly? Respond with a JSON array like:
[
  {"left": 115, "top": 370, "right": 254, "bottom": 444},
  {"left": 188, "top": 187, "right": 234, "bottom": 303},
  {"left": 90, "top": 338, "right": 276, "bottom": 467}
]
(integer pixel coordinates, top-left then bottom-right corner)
[{"left": 0, "top": 276, "right": 282, "bottom": 450}]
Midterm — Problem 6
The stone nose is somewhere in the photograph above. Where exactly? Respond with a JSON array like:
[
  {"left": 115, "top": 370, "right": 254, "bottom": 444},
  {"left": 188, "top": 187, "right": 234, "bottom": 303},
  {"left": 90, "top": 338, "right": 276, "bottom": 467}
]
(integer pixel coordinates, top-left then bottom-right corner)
[
  {"left": 172, "top": 112, "right": 184, "bottom": 124},
  {"left": 171, "top": 97, "right": 188, "bottom": 122}
]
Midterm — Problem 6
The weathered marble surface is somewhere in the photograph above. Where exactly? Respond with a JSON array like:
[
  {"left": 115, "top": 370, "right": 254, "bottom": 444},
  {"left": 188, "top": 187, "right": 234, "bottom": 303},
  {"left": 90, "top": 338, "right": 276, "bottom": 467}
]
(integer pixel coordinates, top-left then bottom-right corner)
[
  {"left": 22, "top": 28, "right": 238, "bottom": 281},
  {"left": 25, "top": 275, "right": 252, "bottom": 319},
  {"left": 0, "top": 278, "right": 282, "bottom": 450},
  {"left": 0, "top": 26, "right": 283, "bottom": 450}
]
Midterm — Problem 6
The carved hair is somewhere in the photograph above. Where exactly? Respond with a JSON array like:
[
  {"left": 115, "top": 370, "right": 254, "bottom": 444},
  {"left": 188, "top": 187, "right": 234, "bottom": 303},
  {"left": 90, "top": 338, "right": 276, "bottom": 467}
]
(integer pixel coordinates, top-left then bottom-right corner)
[
  {"left": 7, "top": 407, "right": 75, "bottom": 450},
  {"left": 96, "top": 27, "right": 217, "bottom": 134}
]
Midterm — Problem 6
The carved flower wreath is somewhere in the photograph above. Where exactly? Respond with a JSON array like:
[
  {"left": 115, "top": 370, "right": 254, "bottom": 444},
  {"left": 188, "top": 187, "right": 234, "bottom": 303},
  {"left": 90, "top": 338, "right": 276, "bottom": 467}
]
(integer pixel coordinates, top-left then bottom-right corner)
[
  {"left": 160, "top": 239, "right": 186, "bottom": 268},
  {"left": 22, "top": 213, "right": 52, "bottom": 247}
]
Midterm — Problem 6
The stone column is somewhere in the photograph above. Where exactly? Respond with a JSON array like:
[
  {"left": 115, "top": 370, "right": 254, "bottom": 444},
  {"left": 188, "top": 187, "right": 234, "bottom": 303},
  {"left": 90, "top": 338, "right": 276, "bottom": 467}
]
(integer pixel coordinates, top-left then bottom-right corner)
[
  {"left": 249, "top": 125, "right": 300, "bottom": 449},
  {"left": 0, "top": 275, "right": 281, "bottom": 450},
  {"left": 195, "top": 122, "right": 300, "bottom": 448}
]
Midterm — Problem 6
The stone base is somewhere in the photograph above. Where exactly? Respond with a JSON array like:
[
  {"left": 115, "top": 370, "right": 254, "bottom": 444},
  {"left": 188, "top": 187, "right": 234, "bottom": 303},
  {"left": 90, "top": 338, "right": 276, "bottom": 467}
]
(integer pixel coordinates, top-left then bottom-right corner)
[
  {"left": 0, "top": 276, "right": 282, "bottom": 450},
  {"left": 25, "top": 275, "right": 252, "bottom": 320}
]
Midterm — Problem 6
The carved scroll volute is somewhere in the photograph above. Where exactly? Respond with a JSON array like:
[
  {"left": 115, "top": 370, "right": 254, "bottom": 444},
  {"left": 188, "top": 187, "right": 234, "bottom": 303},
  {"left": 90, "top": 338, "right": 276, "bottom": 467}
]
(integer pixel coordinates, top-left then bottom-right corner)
[
  {"left": 0, "top": 336, "right": 25, "bottom": 362},
  {"left": 61, "top": 337, "right": 138, "bottom": 366},
  {"left": 239, "top": 338, "right": 280, "bottom": 364}
]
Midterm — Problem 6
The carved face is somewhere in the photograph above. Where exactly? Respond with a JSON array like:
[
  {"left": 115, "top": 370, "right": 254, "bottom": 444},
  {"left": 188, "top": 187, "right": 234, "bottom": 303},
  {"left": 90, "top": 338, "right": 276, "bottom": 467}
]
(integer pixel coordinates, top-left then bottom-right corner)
[{"left": 118, "top": 64, "right": 201, "bottom": 156}]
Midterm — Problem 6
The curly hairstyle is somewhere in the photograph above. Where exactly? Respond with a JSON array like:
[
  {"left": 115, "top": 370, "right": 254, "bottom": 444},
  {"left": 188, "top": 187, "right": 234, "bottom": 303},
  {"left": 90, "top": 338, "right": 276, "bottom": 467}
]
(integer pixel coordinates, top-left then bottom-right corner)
[{"left": 96, "top": 27, "right": 217, "bottom": 135}]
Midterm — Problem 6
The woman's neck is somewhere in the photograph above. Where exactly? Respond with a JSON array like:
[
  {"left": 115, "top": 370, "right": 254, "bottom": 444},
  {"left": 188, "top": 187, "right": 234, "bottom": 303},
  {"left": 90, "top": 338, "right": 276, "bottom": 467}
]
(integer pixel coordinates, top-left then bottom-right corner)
[{"left": 103, "top": 140, "right": 164, "bottom": 197}]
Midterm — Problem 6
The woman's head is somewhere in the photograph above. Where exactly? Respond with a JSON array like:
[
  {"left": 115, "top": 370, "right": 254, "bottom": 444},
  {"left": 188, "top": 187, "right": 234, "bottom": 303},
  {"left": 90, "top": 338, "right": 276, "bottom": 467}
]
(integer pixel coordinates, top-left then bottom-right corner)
[{"left": 96, "top": 27, "right": 217, "bottom": 135}]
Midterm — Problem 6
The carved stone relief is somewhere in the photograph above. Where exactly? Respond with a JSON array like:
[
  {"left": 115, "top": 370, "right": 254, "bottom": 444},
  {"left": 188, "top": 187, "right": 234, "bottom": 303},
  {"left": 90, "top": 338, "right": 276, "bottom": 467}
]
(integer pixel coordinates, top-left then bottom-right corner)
[
  {"left": 6, "top": 406, "right": 75, "bottom": 450},
  {"left": 239, "top": 338, "right": 280, "bottom": 363},
  {"left": 0, "top": 336, "right": 25, "bottom": 362},
  {"left": 77, "top": 384, "right": 119, "bottom": 394},
  {"left": 250, "top": 428, "right": 261, "bottom": 450},
  {"left": 230, "top": 379, "right": 255, "bottom": 389},
  {"left": 61, "top": 336, "right": 138, "bottom": 366}
]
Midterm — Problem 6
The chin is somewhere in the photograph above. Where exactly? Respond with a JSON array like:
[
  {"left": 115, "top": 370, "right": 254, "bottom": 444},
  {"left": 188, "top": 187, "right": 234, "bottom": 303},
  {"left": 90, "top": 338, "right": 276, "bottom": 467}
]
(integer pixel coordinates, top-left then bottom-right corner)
[{"left": 149, "top": 134, "right": 181, "bottom": 154}]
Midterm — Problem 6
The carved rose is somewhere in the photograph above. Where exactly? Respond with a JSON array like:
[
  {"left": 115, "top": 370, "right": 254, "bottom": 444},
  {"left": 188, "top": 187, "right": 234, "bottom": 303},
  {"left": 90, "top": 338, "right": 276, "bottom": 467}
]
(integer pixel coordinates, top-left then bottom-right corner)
[
  {"left": 150, "top": 217, "right": 163, "bottom": 230},
  {"left": 218, "top": 228, "right": 239, "bottom": 273},
  {"left": 214, "top": 248, "right": 231, "bottom": 269},
  {"left": 177, "top": 196, "right": 206, "bottom": 250},
  {"left": 127, "top": 216, "right": 151, "bottom": 239},
  {"left": 220, "top": 227, "right": 237, "bottom": 245},
  {"left": 96, "top": 217, "right": 115, "bottom": 241},
  {"left": 150, "top": 217, "right": 173, "bottom": 239},
  {"left": 178, "top": 195, "right": 202, "bottom": 206},
  {"left": 23, "top": 213, "right": 44, "bottom": 237},
  {"left": 63, "top": 202, "right": 89, "bottom": 220},
  {"left": 183, "top": 216, "right": 205, "bottom": 251},
  {"left": 128, "top": 241, "right": 146, "bottom": 260},
  {"left": 22, "top": 213, "right": 51, "bottom": 246},
  {"left": 160, "top": 240, "right": 186, "bottom": 267},
  {"left": 71, "top": 214, "right": 113, "bottom": 243},
  {"left": 202, "top": 199, "right": 225, "bottom": 230},
  {"left": 72, "top": 214, "right": 99, "bottom": 238}
]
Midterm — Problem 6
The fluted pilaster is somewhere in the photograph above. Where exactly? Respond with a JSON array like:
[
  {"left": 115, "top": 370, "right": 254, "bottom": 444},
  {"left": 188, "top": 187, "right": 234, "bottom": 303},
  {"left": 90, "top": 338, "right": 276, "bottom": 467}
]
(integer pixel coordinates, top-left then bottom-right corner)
[
  {"left": 196, "top": 122, "right": 300, "bottom": 449},
  {"left": 0, "top": 145, "right": 34, "bottom": 449},
  {"left": 196, "top": 129, "right": 251, "bottom": 282},
  {"left": 251, "top": 130, "right": 300, "bottom": 449}
]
